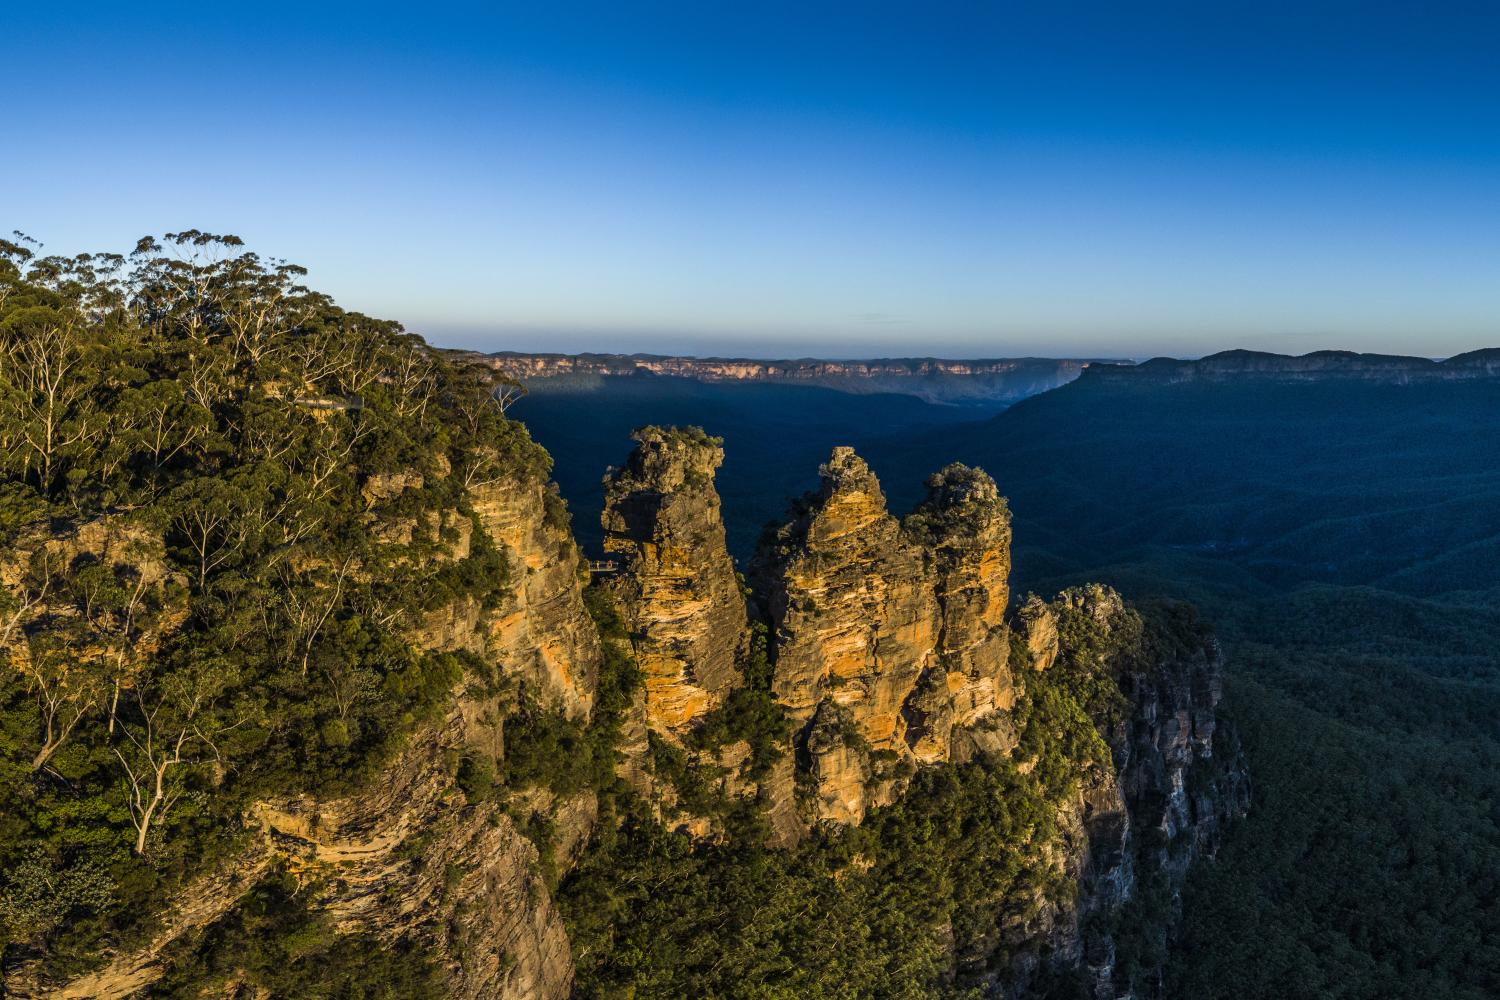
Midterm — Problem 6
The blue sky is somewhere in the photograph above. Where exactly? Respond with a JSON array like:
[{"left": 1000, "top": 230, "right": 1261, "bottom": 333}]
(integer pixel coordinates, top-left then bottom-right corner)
[{"left": 6, "top": 2, "right": 1499, "bottom": 358}]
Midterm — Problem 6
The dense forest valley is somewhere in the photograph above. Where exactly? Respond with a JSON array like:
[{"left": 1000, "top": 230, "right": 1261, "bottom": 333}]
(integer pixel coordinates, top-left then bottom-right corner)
[
  {"left": 519, "top": 355, "right": 1500, "bottom": 998},
  {"left": 0, "top": 236, "right": 1243, "bottom": 999}
]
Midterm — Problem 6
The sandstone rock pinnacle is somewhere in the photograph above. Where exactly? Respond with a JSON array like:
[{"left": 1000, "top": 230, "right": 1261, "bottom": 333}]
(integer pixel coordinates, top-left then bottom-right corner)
[{"left": 602, "top": 426, "right": 748, "bottom": 732}]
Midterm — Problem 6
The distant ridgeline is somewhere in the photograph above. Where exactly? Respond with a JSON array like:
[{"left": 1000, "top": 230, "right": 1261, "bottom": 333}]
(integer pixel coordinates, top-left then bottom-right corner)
[
  {"left": 1084, "top": 347, "right": 1500, "bottom": 384},
  {"left": 458, "top": 349, "right": 1112, "bottom": 407},
  {"left": 844, "top": 346, "right": 1500, "bottom": 998}
]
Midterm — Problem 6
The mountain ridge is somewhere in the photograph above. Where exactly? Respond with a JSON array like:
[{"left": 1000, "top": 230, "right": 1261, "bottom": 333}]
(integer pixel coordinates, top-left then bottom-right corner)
[
  {"left": 464, "top": 350, "right": 1115, "bottom": 407},
  {"left": 1087, "top": 347, "right": 1500, "bottom": 383}
]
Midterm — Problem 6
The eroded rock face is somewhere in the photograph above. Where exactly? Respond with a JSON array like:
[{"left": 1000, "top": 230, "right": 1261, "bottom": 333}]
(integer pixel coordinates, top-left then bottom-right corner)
[
  {"left": 13, "top": 461, "right": 601, "bottom": 1000},
  {"left": 909, "top": 464, "right": 1017, "bottom": 762},
  {"left": 12, "top": 432, "right": 1245, "bottom": 1000},
  {"left": 756, "top": 447, "right": 937, "bottom": 741},
  {"left": 1003, "top": 587, "right": 1249, "bottom": 1000},
  {"left": 1017, "top": 594, "right": 1059, "bottom": 672},
  {"left": 602, "top": 427, "right": 747, "bottom": 731},
  {"left": 804, "top": 701, "right": 871, "bottom": 825},
  {"left": 752, "top": 450, "right": 1018, "bottom": 822},
  {"left": 9, "top": 717, "right": 577, "bottom": 1000},
  {"left": 250, "top": 721, "right": 576, "bottom": 1000},
  {"left": 470, "top": 475, "right": 601, "bottom": 720}
]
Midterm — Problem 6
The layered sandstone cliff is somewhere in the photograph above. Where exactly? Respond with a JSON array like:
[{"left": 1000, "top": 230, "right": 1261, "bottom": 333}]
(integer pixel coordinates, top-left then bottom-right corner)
[
  {"left": 1003, "top": 586, "right": 1249, "bottom": 1000},
  {"left": 756, "top": 449, "right": 935, "bottom": 737},
  {"left": 601, "top": 426, "right": 746, "bottom": 732},
  {"left": 467, "top": 350, "right": 1100, "bottom": 406},
  {"left": 7, "top": 462, "right": 600, "bottom": 1000},
  {"left": 751, "top": 448, "right": 1017, "bottom": 823},
  {"left": 468, "top": 475, "right": 600, "bottom": 721},
  {"left": 908, "top": 464, "right": 1018, "bottom": 764},
  {"left": 10, "top": 425, "right": 1243, "bottom": 1000}
]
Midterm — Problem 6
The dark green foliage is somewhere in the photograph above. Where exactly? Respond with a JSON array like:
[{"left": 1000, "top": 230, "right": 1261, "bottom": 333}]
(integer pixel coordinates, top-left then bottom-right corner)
[
  {"left": 542, "top": 486, "right": 572, "bottom": 533},
  {"left": 500, "top": 584, "right": 640, "bottom": 804},
  {"left": 887, "top": 375, "right": 1500, "bottom": 999},
  {"left": 496, "top": 583, "right": 643, "bottom": 886},
  {"left": 560, "top": 749, "right": 1073, "bottom": 999},
  {"left": 1162, "top": 594, "right": 1500, "bottom": 1000},
  {"left": 501, "top": 694, "right": 608, "bottom": 797},
  {"left": 529, "top": 367, "right": 1500, "bottom": 997},
  {"left": 455, "top": 752, "right": 501, "bottom": 803},
  {"left": 581, "top": 583, "right": 643, "bottom": 760},
  {"left": 420, "top": 524, "right": 510, "bottom": 611},
  {"left": 687, "top": 623, "right": 787, "bottom": 780},
  {"left": 147, "top": 872, "right": 444, "bottom": 998},
  {"left": 648, "top": 731, "right": 730, "bottom": 817}
]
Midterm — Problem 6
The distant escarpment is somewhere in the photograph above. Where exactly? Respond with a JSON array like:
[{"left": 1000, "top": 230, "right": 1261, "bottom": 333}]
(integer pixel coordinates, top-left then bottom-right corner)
[
  {"left": 1086, "top": 347, "right": 1500, "bottom": 384},
  {"left": 464, "top": 350, "right": 1105, "bottom": 407}
]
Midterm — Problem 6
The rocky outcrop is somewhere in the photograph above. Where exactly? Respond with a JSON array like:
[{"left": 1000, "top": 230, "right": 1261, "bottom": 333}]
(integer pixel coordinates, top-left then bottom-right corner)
[
  {"left": 802, "top": 701, "right": 871, "bottom": 825},
  {"left": 909, "top": 464, "right": 1018, "bottom": 763},
  {"left": 250, "top": 720, "right": 576, "bottom": 1000},
  {"left": 601, "top": 426, "right": 747, "bottom": 731},
  {"left": 8, "top": 460, "right": 602, "bottom": 1000},
  {"left": 751, "top": 752, "right": 806, "bottom": 848},
  {"left": 756, "top": 447, "right": 935, "bottom": 739},
  {"left": 1016, "top": 595, "right": 1059, "bottom": 672},
  {"left": 752, "top": 449, "right": 1019, "bottom": 823},
  {"left": 2, "top": 849, "right": 274, "bottom": 1000},
  {"left": 7, "top": 427, "right": 1245, "bottom": 1000},
  {"left": 1004, "top": 586, "right": 1249, "bottom": 1000},
  {"left": 7, "top": 716, "right": 576, "bottom": 1000}
]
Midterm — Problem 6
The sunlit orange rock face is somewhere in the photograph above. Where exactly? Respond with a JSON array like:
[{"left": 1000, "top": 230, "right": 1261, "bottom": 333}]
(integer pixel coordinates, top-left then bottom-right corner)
[
  {"left": 910, "top": 463, "right": 1017, "bottom": 762},
  {"left": 469, "top": 475, "right": 601, "bottom": 722},
  {"left": 753, "top": 448, "right": 1016, "bottom": 822},
  {"left": 759, "top": 447, "right": 936, "bottom": 746},
  {"left": 601, "top": 426, "right": 747, "bottom": 733},
  {"left": 596, "top": 433, "right": 1019, "bottom": 825}
]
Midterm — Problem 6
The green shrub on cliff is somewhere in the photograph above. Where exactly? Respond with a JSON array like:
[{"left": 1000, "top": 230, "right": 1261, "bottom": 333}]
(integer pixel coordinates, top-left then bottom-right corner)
[{"left": 148, "top": 872, "right": 444, "bottom": 999}]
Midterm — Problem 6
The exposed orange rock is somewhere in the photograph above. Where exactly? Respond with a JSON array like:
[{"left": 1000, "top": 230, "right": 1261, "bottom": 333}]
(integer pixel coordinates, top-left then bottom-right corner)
[
  {"left": 469, "top": 475, "right": 601, "bottom": 721},
  {"left": 601, "top": 426, "right": 747, "bottom": 732},
  {"left": 752, "top": 449, "right": 1018, "bottom": 822}
]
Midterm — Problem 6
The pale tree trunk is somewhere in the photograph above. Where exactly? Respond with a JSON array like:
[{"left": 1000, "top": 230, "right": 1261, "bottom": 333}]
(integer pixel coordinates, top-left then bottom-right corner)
[
  {"left": 30, "top": 704, "right": 87, "bottom": 771},
  {"left": 116, "top": 720, "right": 190, "bottom": 856}
]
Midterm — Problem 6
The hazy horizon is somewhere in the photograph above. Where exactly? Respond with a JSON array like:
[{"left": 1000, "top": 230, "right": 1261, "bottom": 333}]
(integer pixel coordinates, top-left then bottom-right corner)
[
  {"left": 8, "top": 3, "right": 1500, "bottom": 358},
  {"left": 426, "top": 325, "right": 1472, "bottom": 364}
]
